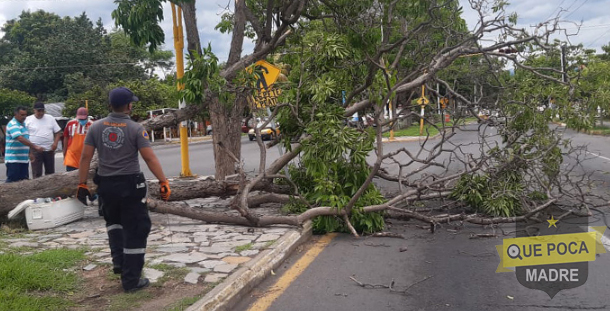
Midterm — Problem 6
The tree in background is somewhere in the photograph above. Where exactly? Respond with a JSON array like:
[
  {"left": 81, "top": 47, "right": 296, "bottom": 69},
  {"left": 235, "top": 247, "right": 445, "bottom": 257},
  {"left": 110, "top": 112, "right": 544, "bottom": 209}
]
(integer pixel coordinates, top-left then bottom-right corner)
[
  {"left": 0, "top": 10, "right": 174, "bottom": 102},
  {"left": 63, "top": 79, "right": 179, "bottom": 121}
]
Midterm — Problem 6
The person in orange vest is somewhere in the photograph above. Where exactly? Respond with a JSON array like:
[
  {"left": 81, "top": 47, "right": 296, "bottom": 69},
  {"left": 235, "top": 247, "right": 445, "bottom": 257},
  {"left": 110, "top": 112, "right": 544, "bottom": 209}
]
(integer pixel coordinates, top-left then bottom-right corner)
[{"left": 63, "top": 107, "right": 93, "bottom": 171}]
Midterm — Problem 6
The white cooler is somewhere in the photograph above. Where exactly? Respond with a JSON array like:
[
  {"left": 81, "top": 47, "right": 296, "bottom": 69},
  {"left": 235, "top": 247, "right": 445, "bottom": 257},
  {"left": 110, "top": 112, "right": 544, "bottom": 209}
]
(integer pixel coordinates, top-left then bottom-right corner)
[{"left": 8, "top": 198, "right": 85, "bottom": 231}]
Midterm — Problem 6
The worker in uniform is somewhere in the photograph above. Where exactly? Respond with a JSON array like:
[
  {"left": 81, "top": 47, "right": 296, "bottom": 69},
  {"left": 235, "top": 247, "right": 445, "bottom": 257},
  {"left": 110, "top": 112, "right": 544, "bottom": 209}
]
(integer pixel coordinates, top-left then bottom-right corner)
[{"left": 77, "top": 87, "right": 171, "bottom": 293}]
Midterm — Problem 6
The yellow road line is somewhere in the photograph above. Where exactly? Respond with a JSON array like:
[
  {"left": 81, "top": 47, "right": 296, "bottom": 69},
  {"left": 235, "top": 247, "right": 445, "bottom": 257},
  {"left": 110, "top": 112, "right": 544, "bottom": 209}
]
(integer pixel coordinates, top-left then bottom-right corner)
[{"left": 247, "top": 233, "right": 337, "bottom": 311}]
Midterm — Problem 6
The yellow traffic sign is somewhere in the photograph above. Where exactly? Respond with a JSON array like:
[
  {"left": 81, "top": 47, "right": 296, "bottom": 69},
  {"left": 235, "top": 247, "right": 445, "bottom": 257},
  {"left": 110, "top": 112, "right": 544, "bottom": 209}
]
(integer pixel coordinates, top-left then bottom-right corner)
[
  {"left": 440, "top": 97, "right": 448, "bottom": 109},
  {"left": 248, "top": 60, "right": 282, "bottom": 109},
  {"left": 253, "top": 60, "right": 281, "bottom": 91},
  {"left": 417, "top": 97, "right": 429, "bottom": 106}
]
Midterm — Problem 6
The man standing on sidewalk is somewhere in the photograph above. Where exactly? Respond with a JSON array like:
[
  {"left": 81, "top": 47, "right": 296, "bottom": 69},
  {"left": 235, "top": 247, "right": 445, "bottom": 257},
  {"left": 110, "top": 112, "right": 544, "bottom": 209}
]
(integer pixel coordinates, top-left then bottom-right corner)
[
  {"left": 5, "top": 106, "right": 43, "bottom": 182},
  {"left": 25, "top": 102, "right": 61, "bottom": 178},
  {"left": 77, "top": 86, "right": 171, "bottom": 293},
  {"left": 63, "top": 107, "right": 92, "bottom": 171}
]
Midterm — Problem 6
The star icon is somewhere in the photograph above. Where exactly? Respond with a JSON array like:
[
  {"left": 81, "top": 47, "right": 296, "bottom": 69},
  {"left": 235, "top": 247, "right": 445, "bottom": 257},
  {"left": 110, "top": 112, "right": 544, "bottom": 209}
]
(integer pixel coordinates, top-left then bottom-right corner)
[{"left": 547, "top": 215, "right": 558, "bottom": 228}]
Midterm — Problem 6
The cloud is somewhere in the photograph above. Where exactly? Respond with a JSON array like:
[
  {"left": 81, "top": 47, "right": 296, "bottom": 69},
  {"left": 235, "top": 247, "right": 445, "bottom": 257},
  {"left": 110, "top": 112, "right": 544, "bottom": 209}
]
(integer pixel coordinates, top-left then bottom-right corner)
[{"left": 459, "top": 0, "right": 610, "bottom": 53}]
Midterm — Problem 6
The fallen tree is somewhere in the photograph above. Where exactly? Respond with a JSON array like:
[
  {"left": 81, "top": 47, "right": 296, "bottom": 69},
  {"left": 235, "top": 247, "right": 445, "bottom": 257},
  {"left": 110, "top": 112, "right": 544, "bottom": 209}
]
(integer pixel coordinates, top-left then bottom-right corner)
[{"left": 2, "top": 0, "right": 609, "bottom": 235}]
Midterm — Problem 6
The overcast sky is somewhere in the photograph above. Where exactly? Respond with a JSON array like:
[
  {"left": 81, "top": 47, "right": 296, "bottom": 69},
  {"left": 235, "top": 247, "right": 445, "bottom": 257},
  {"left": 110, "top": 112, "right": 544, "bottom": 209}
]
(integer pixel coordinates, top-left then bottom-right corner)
[{"left": 1, "top": 0, "right": 609, "bottom": 71}]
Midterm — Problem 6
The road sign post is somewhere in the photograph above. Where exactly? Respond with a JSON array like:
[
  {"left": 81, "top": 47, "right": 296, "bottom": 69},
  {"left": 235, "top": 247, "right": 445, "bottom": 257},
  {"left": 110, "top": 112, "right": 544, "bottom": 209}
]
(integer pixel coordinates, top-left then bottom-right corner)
[
  {"left": 171, "top": 3, "right": 192, "bottom": 177},
  {"left": 418, "top": 85, "right": 429, "bottom": 135}
]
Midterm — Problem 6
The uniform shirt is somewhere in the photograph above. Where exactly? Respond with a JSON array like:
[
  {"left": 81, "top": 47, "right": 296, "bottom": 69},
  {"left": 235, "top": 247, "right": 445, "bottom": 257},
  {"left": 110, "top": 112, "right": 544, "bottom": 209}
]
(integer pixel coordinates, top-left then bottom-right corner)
[
  {"left": 5, "top": 117, "right": 30, "bottom": 163},
  {"left": 84, "top": 112, "right": 151, "bottom": 176},
  {"left": 63, "top": 119, "right": 93, "bottom": 168},
  {"left": 25, "top": 114, "right": 61, "bottom": 150}
]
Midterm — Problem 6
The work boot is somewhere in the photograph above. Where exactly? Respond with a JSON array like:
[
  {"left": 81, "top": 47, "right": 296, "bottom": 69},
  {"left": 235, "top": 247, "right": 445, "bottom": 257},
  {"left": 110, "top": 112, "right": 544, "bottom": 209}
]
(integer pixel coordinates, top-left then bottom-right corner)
[
  {"left": 113, "top": 266, "right": 122, "bottom": 275},
  {"left": 124, "top": 278, "right": 150, "bottom": 293}
]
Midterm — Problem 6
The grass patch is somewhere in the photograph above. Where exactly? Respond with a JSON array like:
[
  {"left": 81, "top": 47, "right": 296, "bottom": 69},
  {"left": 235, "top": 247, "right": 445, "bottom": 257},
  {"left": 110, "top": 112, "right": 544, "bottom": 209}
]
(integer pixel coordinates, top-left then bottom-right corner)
[
  {"left": 163, "top": 295, "right": 203, "bottom": 311},
  {"left": 0, "top": 248, "right": 86, "bottom": 311},
  {"left": 147, "top": 263, "right": 190, "bottom": 285},
  {"left": 588, "top": 124, "right": 610, "bottom": 135},
  {"left": 382, "top": 121, "right": 454, "bottom": 137},
  {"left": 234, "top": 243, "right": 253, "bottom": 252},
  {"left": 107, "top": 290, "right": 153, "bottom": 311}
]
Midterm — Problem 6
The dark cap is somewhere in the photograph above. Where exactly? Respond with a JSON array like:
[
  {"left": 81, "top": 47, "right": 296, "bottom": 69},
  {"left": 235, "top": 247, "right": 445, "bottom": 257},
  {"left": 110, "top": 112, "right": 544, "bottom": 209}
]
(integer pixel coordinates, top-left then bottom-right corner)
[
  {"left": 76, "top": 107, "right": 88, "bottom": 120},
  {"left": 33, "top": 102, "right": 45, "bottom": 110},
  {"left": 109, "top": 87, "right": 139, "bottom": 107}
]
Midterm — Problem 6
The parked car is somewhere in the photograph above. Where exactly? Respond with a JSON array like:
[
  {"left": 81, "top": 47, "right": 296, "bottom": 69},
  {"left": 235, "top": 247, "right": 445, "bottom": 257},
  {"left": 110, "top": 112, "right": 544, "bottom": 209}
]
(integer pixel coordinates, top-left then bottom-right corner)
[
  {"left": 478, "top": 109, "right": 506, "bottom": 126},
  {"left": 248, "top": 125, "right": 280, "bottom": 141}
]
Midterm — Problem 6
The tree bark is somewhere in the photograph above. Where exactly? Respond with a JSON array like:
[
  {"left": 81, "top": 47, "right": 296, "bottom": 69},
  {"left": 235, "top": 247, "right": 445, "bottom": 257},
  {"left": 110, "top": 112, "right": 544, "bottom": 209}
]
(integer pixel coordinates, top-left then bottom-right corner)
[
  {"left": 180, "top": 1, "right": 202, "bottom": 58},
  {"left": 0, "top": 168, "right": 290, "bottom": 218},
  {"left": 209, "top": 94, "right": 247, "bottom": 180}
]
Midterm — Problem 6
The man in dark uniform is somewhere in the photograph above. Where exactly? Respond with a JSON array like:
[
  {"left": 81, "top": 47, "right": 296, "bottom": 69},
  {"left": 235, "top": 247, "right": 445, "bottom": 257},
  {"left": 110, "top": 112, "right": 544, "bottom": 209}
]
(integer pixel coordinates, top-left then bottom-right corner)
[{"left": 77, "top": 87, "right": 171, "bottom": 293}]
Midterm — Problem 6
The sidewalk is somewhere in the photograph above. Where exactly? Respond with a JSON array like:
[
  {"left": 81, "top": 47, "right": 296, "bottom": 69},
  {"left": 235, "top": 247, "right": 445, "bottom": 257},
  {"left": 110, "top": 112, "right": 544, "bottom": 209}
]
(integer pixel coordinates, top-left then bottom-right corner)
[{"left": 2, "top": 197, "right": 311, "bottom": 311}]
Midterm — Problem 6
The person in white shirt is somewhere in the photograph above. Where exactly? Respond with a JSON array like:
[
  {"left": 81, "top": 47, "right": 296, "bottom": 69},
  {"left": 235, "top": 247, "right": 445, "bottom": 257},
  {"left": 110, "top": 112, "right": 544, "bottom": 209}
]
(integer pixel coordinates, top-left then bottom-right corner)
[{"left": 25, "top": 102, "right": 61, "bottom": 178}]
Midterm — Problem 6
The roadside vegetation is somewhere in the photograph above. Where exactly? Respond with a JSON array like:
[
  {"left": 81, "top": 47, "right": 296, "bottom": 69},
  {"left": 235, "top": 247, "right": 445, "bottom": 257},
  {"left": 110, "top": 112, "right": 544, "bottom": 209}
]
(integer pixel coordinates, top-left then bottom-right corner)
[{"left": 0, "top": 248, "right": 86, "bottom": 311}]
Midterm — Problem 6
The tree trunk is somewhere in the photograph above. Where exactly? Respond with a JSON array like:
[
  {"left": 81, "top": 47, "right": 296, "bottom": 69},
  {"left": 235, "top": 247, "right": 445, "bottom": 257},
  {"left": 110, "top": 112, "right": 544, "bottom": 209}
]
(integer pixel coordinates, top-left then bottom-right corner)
[
  {"left": 180, "top": 1, "right": 202, "bottom": 58},
  {"left": 209, "top": 94, "right": 247, "bottom": 180},
  {"left": 0, "top": 169, "right": 290, "bottom": 218}
]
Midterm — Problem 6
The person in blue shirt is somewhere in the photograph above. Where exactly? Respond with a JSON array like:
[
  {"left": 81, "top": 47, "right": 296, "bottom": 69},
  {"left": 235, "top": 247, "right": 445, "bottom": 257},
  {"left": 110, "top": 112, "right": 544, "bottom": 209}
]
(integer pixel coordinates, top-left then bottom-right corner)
[{"left": 5, "top": 106, "right": 43, "bottom": 182}]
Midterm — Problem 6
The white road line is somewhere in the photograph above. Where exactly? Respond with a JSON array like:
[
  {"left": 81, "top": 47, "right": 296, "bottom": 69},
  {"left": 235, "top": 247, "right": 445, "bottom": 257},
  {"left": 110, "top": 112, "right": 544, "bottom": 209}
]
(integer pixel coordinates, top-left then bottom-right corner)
[
  {"left": 585, "top": 151, "right": 610, "bottom": 162},
  {"left": 602, "top": 234, "right": 610, "bottom": 252}
]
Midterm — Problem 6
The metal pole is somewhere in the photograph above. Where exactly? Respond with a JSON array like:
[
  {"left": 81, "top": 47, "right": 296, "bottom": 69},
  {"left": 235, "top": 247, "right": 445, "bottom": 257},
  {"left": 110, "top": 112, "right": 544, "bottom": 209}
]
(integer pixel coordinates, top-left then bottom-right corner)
[
  {"left": 172, "top": 3, "right": 192, "bottom": 177},
  {"left": 389, "top": 99, "right": 394, "bottom": 141},
  {"left": 419, "top": 85, "right": 425, "bottom": 135}
]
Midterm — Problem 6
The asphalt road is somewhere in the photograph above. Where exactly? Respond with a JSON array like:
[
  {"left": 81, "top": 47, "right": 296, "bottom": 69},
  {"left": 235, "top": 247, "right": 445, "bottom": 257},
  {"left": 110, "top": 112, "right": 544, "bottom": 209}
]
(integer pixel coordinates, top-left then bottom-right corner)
[
  {"left": 229, "top": 124, "right": 610, "bottom": 311},
  {"left": 233, "top": 218, "right": 610, "bottom": 311}
]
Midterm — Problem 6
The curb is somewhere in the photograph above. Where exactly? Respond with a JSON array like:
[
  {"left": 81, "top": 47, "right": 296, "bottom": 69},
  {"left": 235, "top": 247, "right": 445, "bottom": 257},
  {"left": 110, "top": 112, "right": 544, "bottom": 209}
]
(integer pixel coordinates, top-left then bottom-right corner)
[{"left": 186, "top": 221, "right": 313, "bottom": 311}]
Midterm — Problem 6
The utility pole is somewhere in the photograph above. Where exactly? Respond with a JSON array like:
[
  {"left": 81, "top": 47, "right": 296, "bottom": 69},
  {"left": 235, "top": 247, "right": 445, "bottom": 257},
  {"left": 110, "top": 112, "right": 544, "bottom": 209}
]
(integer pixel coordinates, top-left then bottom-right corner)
[
  {"left": 171, "top": 3, "right": 192, "bottom": 177},
  {"left": 560, "top": 43, "right": 567, "bottom": 83}
]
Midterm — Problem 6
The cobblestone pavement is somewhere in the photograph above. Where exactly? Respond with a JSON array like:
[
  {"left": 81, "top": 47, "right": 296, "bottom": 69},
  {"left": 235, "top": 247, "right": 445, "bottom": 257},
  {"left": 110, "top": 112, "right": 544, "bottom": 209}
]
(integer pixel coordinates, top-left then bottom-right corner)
[{"left": 2, "top": 197, "right": 306, "bottom": 310}]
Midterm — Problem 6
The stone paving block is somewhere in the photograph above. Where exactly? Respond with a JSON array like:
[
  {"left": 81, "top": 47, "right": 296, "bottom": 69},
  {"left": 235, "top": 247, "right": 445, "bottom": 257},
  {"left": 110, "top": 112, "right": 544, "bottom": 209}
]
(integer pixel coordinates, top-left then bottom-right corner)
[
  {"left": 5, "top": 238, "right": 32, "bottom": 242},
  {"left": 145, "top": 252, "right": 165, "bottom": 258},
  {"left": 9, "top": 242, "right": 39, "bottom": 248},
  {"left": 163, "top": 233, "right": 192, "bottom": 243},
  {"left": 158, "top": 252, "right": 207, "bottom": 264},
  {"left": 88, "top": 233, "right": 108, "bottom": 240},
  {"left": 83, "top": 240, "right": 107, "bottom": 246},
  {"left": 240, "top": 250, "right": 260, "bottom": 257},
  {"left": 143, "top": 268, "right": 164, "bottom": 283},
  {"left": 198, "top": 260, "right": 225, "bottom": 269},
  {"left": 42, "top": 242, "right": 60, "bottom": 248},
  {"left": 193, "top": 236, "right": 211, "bottom": 244},
  {"left": 213, "top": 240, "right": 252, "bottom": 248},
  {"left": 38, "top": 234, "right": 63, "bottom": 240},
  {"left": 184, "top": 272, "right": 200, "bottom": 284},
  {"left": 204, "top": 273, "right": 227, "bottom": 283},
  {"left": 188, "top": 267, "right": 210, "bottom": 274},
  {"left": 257, "top": 234, "right": 280, "bottom": 242},
  {"left": 155, "top": 246, "right": 190, "bottom": 253},
  {"left": 148, "top": 234, "right": 164, "bottom": 241},
  {"left": 211, "top": 233, "right": 241, "bottom": 241},
  {"left": 214, "top": 264, "right": 238, "bottom": 273},
  {"left": 69, "top": 231, "right": 95, "bottom": 239},
  {"left": 83, "top": 264, "right": 97, "bottom": 271},
  {"left": 251, "top": 242, "right": 271, "bottom": 249},
  {"left": 215, "top": 252, "right": 239, "bottom": 258},
  {"left": 199, "top": 245, "right": 233, "bottom": 254},
  {"left": 222, "top": 256, "right": 251, "bottom": 264}
]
